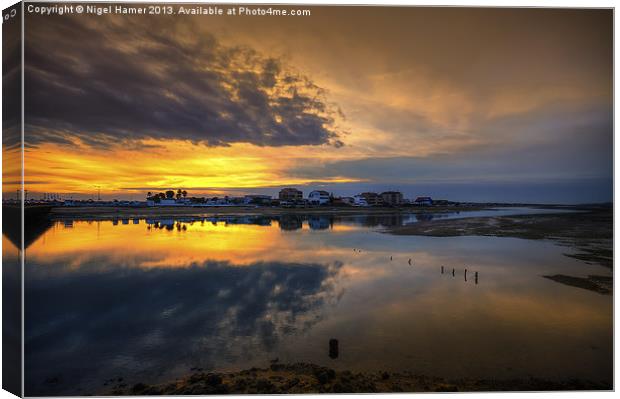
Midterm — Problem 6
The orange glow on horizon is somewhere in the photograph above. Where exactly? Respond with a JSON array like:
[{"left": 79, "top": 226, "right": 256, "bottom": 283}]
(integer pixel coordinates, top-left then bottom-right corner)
[
  {"left": 22, "top": 138, "right": 365, "bottom": 197},
  {"left": 2, "top": 147, "right": 21, "bottom": 195}
]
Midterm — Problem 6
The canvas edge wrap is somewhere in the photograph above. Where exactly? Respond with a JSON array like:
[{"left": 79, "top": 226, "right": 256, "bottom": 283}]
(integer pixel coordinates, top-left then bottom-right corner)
[{"left": 2, "top": 1, "right": 24, "bottom": 397}]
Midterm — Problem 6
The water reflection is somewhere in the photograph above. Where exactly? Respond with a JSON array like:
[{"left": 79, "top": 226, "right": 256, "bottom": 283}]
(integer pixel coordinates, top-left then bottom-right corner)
[
  {"left": 415, "top": 213, "right": 435, "bottom": 222},
  {"left": 23, "top": 212, "right": 613, "bottom": 395},
  {"left": 8, "top": 207, "right": 578, "bottom": 253},
  {"left": 2, "top": 235, "right": 22, "bottom": 393},
  {"left": 3, "top": 204, "right": 54, "bottom": 249},
  {"left": 279, "top": 215, "right": 303, "bottom": 231},
  {"left": 440, "top": 267, "right": 478, "bottom": 284},
  {"left": 26, "top": 256, "right": 343, "bottom": 395}
]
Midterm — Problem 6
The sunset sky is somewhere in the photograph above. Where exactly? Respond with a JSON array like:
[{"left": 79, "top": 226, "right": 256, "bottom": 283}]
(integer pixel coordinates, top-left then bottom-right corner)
[{"left": 10, "top": 6, "right": 613, "bottom": 203}]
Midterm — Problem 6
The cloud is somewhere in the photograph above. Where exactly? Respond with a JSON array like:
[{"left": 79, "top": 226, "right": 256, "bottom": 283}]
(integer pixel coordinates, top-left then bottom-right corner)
[
  {"left": 292, "top": 98, "right": 612, "bottom": 182},
  {"left": 24, "top": 14, "right": 343, "bottom": 148},
  {"left": 3, "top": 15, "right": 22, "bottom": 152}
]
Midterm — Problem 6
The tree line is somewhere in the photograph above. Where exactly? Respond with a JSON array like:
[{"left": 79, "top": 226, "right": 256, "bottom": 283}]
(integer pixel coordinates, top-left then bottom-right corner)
[{"left": 147, "top": 189, "right": 188, "bottom": 202}]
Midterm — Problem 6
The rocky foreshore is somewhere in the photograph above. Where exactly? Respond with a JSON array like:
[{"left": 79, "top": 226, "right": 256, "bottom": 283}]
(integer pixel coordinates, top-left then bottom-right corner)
[{"left": 105, "top": 363, "right": 611, "bottom": 395}]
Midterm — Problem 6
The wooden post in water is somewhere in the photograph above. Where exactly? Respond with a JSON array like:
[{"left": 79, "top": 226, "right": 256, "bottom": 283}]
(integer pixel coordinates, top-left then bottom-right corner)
[{"left": 329, "top": 339, "right": 339, "bottom": 359}]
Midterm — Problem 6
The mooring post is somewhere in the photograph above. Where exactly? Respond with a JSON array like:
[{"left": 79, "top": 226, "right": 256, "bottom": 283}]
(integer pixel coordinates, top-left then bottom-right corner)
[{"left": 329, "top": 339, "right": 339, "bottom": 359}]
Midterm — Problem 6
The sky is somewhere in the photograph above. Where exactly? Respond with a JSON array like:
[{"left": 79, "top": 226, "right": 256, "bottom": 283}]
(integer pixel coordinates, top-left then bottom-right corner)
[{"left": 7, "top": 6, "right": 613, "bottom": 203}]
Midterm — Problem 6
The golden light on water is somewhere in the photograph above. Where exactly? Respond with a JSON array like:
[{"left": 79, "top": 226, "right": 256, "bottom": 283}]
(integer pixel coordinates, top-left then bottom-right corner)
[
  {"left": 28, "top": 220, "right": 280, "bottom": 266},
  {"left": 24, "top": 219, "right": 612, "bottom": 337},
  {"left": 25, "top": 219, "right": 364, "bottom": 268}
]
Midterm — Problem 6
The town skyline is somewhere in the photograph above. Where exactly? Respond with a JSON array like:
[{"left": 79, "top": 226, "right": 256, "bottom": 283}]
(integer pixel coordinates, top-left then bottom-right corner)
[{"left": 18, "top": 182, "right": 611, "bottom": 206}]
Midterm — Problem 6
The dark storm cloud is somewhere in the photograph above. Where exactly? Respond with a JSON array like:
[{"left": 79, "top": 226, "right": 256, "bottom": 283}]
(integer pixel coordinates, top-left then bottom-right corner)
[
  {"left": 3, "top": 11, "right": 22, "bottom": 151},
  {"left": 24, "top": 14, "right": 343, "bottom": 148}
]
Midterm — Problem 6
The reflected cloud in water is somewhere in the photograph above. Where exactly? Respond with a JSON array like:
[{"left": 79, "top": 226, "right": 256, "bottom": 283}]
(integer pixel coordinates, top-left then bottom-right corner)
[{"left": 26, "top": 257, "right": 343, "bottom": 395}]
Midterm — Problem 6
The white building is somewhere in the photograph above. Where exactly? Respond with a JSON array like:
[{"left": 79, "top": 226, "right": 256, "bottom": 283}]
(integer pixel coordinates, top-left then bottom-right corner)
[
  {"left": 353, "top": 195, "right": 369, "bottom": 207},
  {"left": 159, "top": 199, "right": 179, "bottom": 206},
  {"left": 148, "top": 198, "right": 185, "bottom": 207},
  {"left": 308, "top": 190, "right": 330, "bottom": 205},
  {"left": 414, "top": 196, "right": 433, "bottom": 206},
  {"left": 206, "top": 197, "right": 229, "bottom": 205}
]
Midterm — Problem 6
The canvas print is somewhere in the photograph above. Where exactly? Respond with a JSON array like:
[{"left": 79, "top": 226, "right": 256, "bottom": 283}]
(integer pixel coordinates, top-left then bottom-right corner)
[{"left": 1, "top": 2, "right": 613, "bottom": 396}]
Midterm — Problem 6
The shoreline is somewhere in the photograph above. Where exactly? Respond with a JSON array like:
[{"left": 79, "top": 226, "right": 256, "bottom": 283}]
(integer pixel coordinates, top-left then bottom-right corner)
[
  {"left": 104, "top": 363, "right": 611, "bottom": 395},
  {"left": 385, "top": 207, "right": 613, "bottom": 270},
  {"left": 44, "top": 203, "right": 597, "bottom": 220},
  {"left": 48, "top": 204, "right": 493, "bottom": 220}
]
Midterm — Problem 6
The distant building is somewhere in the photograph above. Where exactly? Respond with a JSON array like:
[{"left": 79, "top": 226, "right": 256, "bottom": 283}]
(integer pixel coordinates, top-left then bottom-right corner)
[
  {"left": 414, "top": 196, "right": 433, "bottom": 206},
  {"left": 380, "top": 191, "right": 403, "bottom": 206},
  {"left": 360, "top": 192, "right": 383, "bottom": 206},
  {"left": 159, "top": 199, "right": 178, "bottom": 206},
  {"left": 353, "top": 195, "right": 369, "bottom": 207},
  {"left": 308, "top": 190, "right": 330, "bottom": 205},
  {"left": 206, "top": 197, "right": 229, "bottom": 205},
  {"left": 228, "top": 196, "right": 245, "bottom": 205},
  {"left": 279, "top": 187, "right": 303, "bottom": 202},
  {"left": 244, "top": 195, "right": 272, "bottom": 205},
  {"left": 333, "top": 196, "right": 354, "bottom": 206}
]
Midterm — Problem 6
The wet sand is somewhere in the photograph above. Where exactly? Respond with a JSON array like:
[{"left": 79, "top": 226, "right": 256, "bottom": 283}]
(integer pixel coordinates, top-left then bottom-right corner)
[
  {"left": 386, "top": 206, "right": 613, "bottom": 269},
  {"left": 542, "top": 274, "right": 613, "bottom": 295}
]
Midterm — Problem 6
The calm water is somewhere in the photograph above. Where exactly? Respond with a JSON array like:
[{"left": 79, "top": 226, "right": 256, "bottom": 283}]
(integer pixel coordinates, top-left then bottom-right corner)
[{"left": 16, "top": 209, "right": 612, "bottom": 395}]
